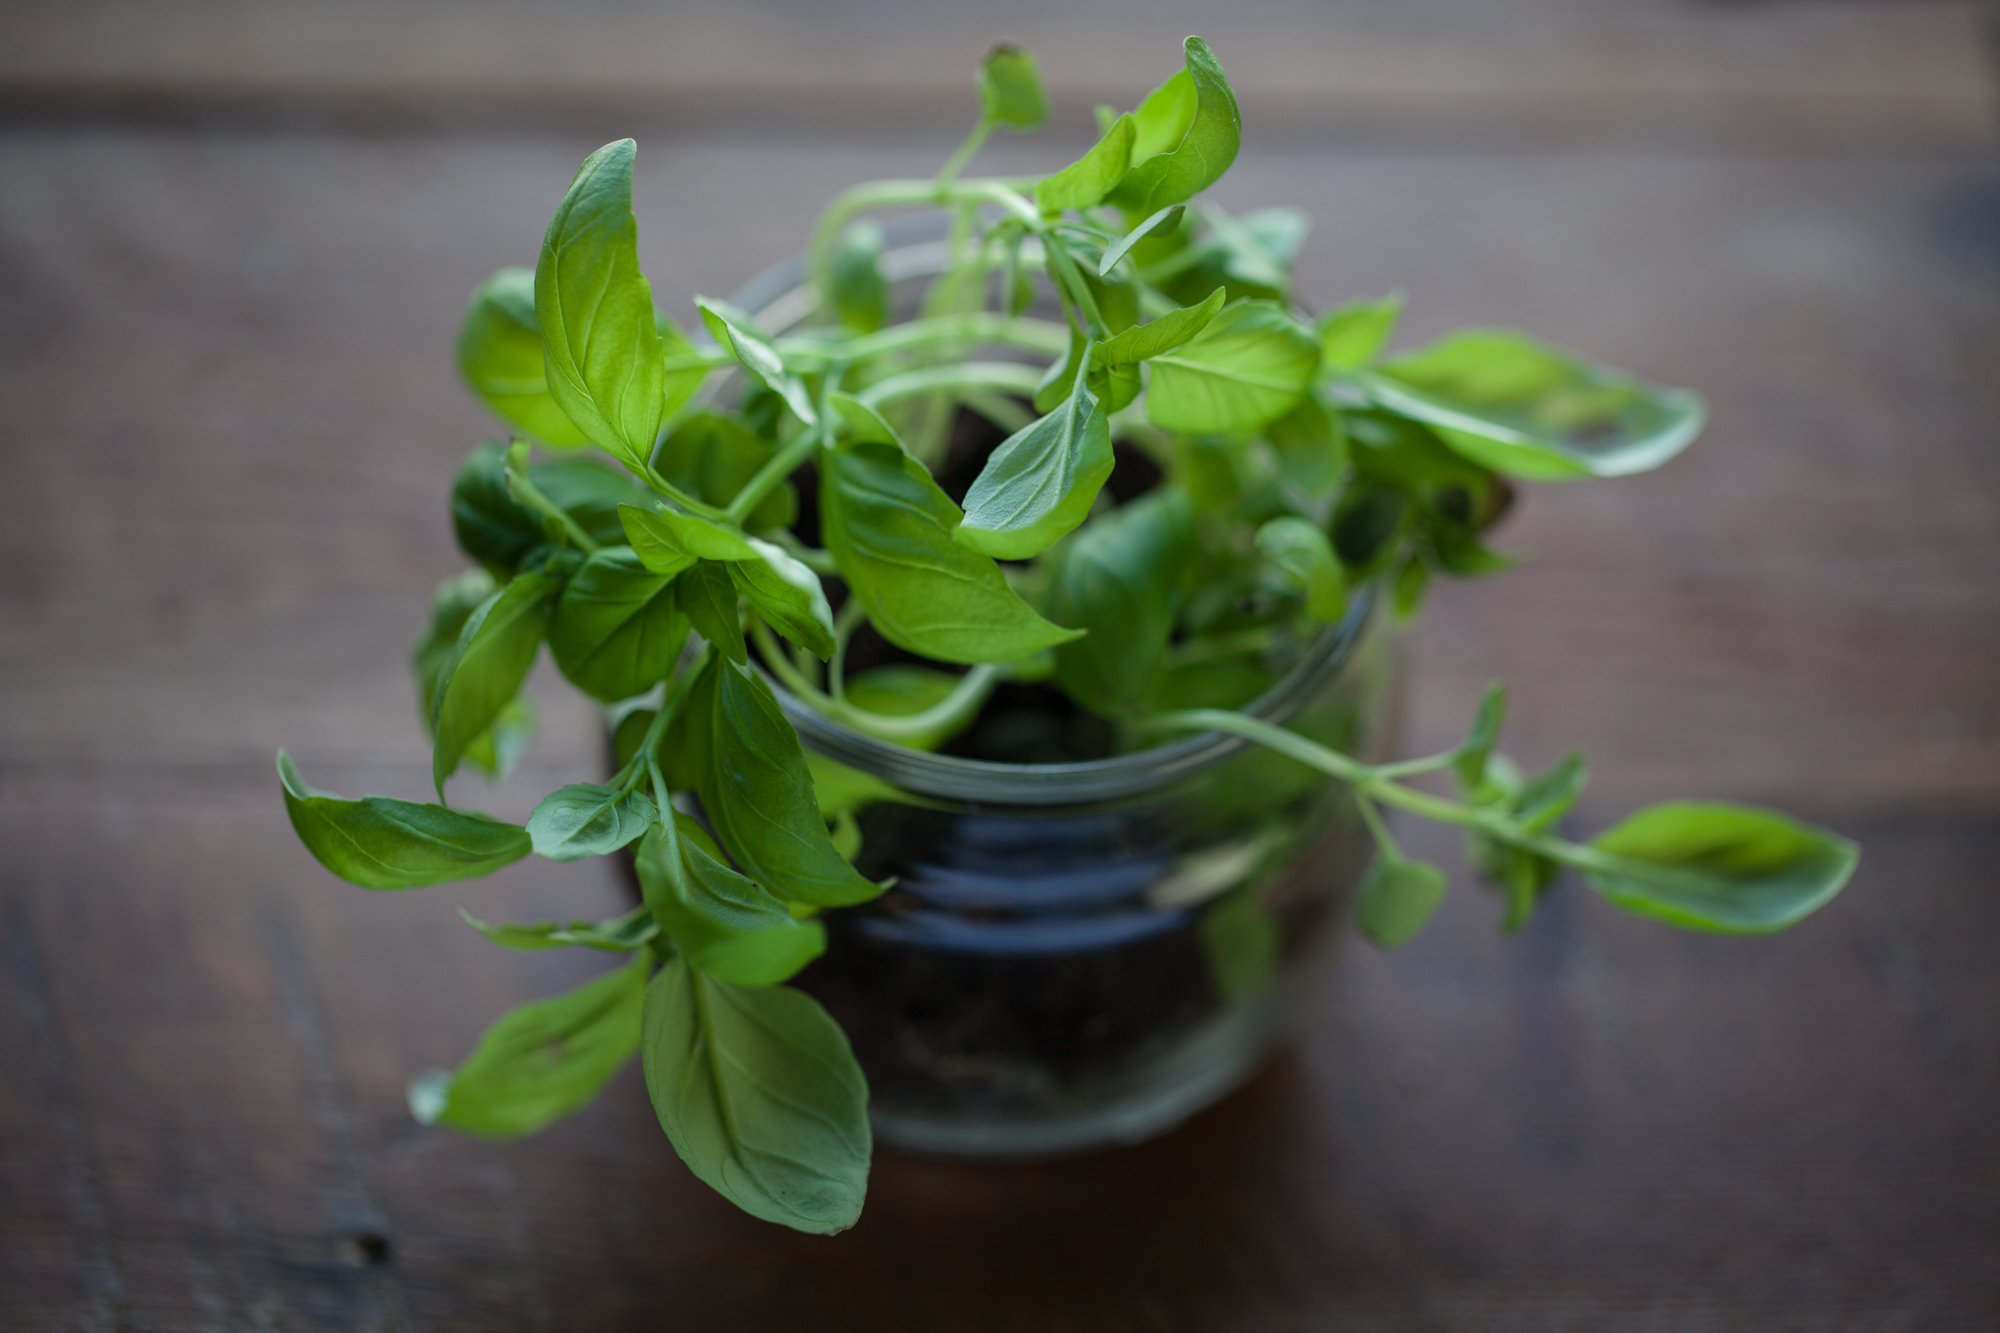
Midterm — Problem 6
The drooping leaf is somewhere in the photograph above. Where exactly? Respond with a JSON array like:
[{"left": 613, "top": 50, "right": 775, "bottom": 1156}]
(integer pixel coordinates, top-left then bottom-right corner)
[
  {"left": 549, "top": 547, "right": 689, "bottom": 701},
  {"left": 683, "top": 657, "right": 881, "bottom": 907},
  {"left": 432, "top": 573, "right": 555, "bottom": 793},
  {"left": 955, "top": 352, "right": 1113, "bottom": 560},
  {"left": 1317, "top": 293, "right": 1403, "bottom": 371},
  {"left": 416, "top": 957, "right": 647, "bottom": 1139},
  {"left": 1583, "top": 802, "right": 1857, "bottom": 934},
  {"left": 635, "top": 820, "right": 827, "bottom": 987},
  {"left": 1036, "top": 114, "right": 1136, "bottom": 213},
  {"left": 1091, "top": 285, "right": 1224, "bottom": 365},
  {"left": 1366, "top": 330, "right": 1705, "bottom": 481},
  {"left": 277, "top": 751, "right": 530, "bottom": 889},
  {"left": 535, "top": 140, "right": 672, "bottom": 468},
  {"left": 676, "top": 560, "right": 747, "bottom": 663},
  {"left": 413, "top": 569, "right": 498, "bottom": 728},
  {"left": 640, "top": 958, "right": 870, "bottom": 1234},
  {"left": 1146, "top": 299, "right": 1319, "bottom": 433},
  {"left": 820, "top": 440, "right": 1082, "bottom": 664},
  {"left": 696, "top": 298, "right": 818, "bottom": 428},
  {"left": 1098, "top": 204, "right": 1185, "bottom": 277},
  {"left": 526, "top": 782, "right": 658, "bottom": 861},
  {"left": 1047, "top": 490, "right": 1191, "bottom": 719},
  {"left": 728, "top": 539, "right": 837, "bottom": 658},
  {"left": 460, "top": 905, "right": 658, "bottom": 952},
  {"left": 1356, "top": 855, "right": 1449, "bottom": 948},
  {"left": 1106, "top": 37, "right": 1241, "bottom": 217},
  {"left": 980, "top": 43, "right": 1048, "bottom": 130},
  {"left": 456, "top": 267, "right": 592, "bottom": 446},
  {"left": 1254, "top": 516, "right": 1345, "bottom": 621}
]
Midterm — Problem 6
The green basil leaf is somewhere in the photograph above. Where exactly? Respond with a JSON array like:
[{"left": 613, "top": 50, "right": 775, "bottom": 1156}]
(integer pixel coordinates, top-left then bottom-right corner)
[
  {"left": 451, "top": 443, "right": 548, "bottom": 575},
  {"left": 432, "top": 573, "right": 554, "bottom": 793},
  {"left": 1254, "top": 516, "right": 1345, "bottom": 622},
  {"left": 1146, "top": 299, "right": 1319, "bottom": 433},
  {"left": 529, "top": 456, "right": 654, "bottom": 547},
  {"left": 640, "top": 958, "right": 870, "bottom": 1234},
  {"left": 1356, "top": 855, "right": 1449, "bottom": 949},
  {"left": 460, "top": 905, "right": 658, "bottom": 952},
  {"left": 457, "top": 267, "right": 593, "bottom": 447},
  {"left": 1454, "top": 682, "right": 1506, "bottom": 791},
  {"left": 684, "top": 658, "right": 880, "bottom": 906},
  {"left": 1317, "top": 293, "right": 1403, "bottom": 371},
  {"left": 830, "top": 220, "right": 888, "bottom": 334},
  {"left": 1583, "top": 802, "right": 1857, "bottom": 934},
  {"left": 729, "top": 539, "right": 837, "bottom": 659},
  {"left": 1366, "top": 330, "right": 1705, "bottom": 480},
  {"left": 1098, "top": 204, "right": 1184, "bottom": 277},
  {"left": 820, "top": 440, "right": 1082, "bottom": 664},
  {"left": 460, "top": 696, "right": 537, "bottom": 783},
  {"left": 616, "top": 503, "right": 702, "bottom": 576},
  {"left": 1047, "top": 490, "right": 1191, "bottom": 719},
  {"left": 416, "top": 956, "right": 647, "bottom": 1139},
  {"left": 676, "top": 560, "right": 747, "bottom": 664},
  {"left": 413, "top": 569, "right": 498, "bottom": 728},
  {"left": 955, "top": 352, "right": 1113, "bottom": 561},
  {"left": 1514, "top": 752, "right": 1587, "bottom": 833},
  {"left": 549, "top": 547, "right": 689, "bottom": 701},
  {"left": 655, "top": 412, "right": 797, "bottom": 531},
  {"left": 526, "top": 782, "right": 658, "bottom": 861},
  {"left": 980, "top": 42, "right": 1048, "bottom": 130},
  {"left": 1091, "top": 285, "right": 1224, "bottom": 366},
  {"left": 696, "top": 297, "right": 818, "bottom": 428},
  {"left": 535, "top": 139, "right": 669, "bottom": 468},
  {"left": 1035, "top": 114, "right": 1136, "bottom": 213},
  {"left": 277, "top": 751, "right": 530, "bottom": 889},
  {"left": 1106, "top": 37, "right": 1240, "bottom": 216},
  {"left": 636, "top": 821, "right": 827, "bottom": 988},
  {"left": 827, "top": 392, "right": 903, "bottom": 446},
  {"left": 1264, "top": 389, "right": 1349, "bottom": 505}
]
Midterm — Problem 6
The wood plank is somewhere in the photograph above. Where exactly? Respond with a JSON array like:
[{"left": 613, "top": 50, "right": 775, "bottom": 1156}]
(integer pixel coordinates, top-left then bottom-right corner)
[
  {"left": 1, "top": 0, "right": 1992, "bottom": 151},
  {"left": 2, "top": 797, "right": 1993, "bottom": 1327}
]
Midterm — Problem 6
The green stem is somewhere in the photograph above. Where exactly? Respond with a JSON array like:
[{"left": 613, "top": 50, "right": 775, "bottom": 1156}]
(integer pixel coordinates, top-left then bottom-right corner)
[
  {"left": 725, "top": 423, "right": 822, "bottom": 526},
  {"left": 503, "top": 446, "right": 601, "bottom": 553},
  {"left": 855, "top": 361, "right": 1044, "bottom": 410},
  {"left": 779, "top": 313, "right": 1069, "bottom": 365},
  {"left": 808, "top": 177, "right": 1043, "bottom": 312},
  {"left": 828, "top": 599, "right": 866, "bottom": 703},
  {"left": 936, "top": 116, "right": 995, "bottom": 188},
  {"left": 1353, "top": 794, "right": 1403, "bottom": 861},
  {"left": 753, "top": 620, "right": 1002, "bottom": 745},
  {"left": 1146, "top": 708, "right": 1615, "bottom": 876}
]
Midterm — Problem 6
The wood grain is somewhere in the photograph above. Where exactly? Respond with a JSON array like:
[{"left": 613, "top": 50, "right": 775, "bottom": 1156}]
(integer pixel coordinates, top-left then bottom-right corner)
[{"left": 1, "top": 115, "right": 1996, "bottom": 1328}]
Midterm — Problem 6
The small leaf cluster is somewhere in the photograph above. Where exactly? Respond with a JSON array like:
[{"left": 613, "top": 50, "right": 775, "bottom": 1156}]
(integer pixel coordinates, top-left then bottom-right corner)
[{"left": 278, "top": 36, "right": 1857, "bottom": 1235}]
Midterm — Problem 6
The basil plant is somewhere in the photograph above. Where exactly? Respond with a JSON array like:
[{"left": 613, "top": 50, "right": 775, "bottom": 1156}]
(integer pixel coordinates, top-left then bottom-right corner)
[{"left": 278, "top": 37, "right": 1858, "bottom": 1234}]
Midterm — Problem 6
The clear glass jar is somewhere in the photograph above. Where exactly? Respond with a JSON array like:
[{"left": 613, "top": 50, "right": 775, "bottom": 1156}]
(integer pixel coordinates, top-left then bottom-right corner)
[
  {"left": 776, "top": 597, "right": 1397, "bottom": 1157},
  {"left": 721, "top": 223, "right": 1399, "bottom": 1156}
]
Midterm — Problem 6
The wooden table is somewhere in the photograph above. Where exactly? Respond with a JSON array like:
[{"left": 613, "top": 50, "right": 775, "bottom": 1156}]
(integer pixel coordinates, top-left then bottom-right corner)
[{"left": 4, "top": 6, "right": 1999, "bottom": 1326}]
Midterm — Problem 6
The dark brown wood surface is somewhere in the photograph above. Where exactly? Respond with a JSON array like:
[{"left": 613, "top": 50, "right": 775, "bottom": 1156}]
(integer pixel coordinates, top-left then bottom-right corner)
[{"left": 4, "top": 5, "right": 1999, "bottom": 1325}]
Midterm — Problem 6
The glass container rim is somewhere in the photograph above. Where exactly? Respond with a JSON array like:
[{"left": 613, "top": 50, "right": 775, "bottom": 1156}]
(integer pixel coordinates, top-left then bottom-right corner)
[{"left": 731, "top": 213, "right": 1377, "bottom": 806}]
